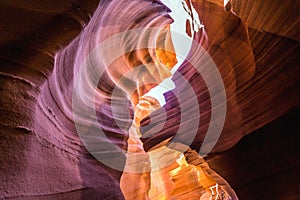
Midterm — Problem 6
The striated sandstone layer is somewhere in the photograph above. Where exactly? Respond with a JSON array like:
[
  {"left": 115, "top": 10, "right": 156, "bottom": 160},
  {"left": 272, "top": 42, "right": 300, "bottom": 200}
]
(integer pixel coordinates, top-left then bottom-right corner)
[{"left": 0, "top": 0, "right": 299, "bottom": 199}]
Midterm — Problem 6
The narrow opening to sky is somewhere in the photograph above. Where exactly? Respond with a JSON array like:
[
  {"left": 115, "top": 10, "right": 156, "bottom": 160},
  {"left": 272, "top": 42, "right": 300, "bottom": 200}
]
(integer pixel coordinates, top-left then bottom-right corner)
[{"left": 145, "top": 0, "right": 201, "bottom": 105}]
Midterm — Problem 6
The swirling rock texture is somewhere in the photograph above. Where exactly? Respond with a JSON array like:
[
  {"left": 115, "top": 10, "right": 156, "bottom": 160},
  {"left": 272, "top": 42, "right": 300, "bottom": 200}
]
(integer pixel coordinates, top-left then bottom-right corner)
[{"left": 0, "top": 0, "right": 299, "bottom": 200}]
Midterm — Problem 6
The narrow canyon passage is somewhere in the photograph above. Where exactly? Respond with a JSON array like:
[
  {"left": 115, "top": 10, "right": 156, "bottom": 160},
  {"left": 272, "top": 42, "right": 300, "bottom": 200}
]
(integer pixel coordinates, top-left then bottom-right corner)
[
  {"left": 0, "top": 0, "right": 299, "bottom": 199},
  {"left": 117, "top": 1, "right": 237, "bottom": 199}
]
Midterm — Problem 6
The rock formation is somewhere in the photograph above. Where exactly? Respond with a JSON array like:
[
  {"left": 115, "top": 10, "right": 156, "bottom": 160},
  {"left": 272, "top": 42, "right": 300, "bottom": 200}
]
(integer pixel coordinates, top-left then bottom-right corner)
[{"left": 0, "top": 0, "right": 299, "bottom": 199}]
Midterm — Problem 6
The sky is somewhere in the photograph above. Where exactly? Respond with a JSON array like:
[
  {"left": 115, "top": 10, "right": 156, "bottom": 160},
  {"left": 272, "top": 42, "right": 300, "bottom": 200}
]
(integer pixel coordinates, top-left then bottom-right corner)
[{"left": 145, "top": 0, "right": 200, "bottom": 105}]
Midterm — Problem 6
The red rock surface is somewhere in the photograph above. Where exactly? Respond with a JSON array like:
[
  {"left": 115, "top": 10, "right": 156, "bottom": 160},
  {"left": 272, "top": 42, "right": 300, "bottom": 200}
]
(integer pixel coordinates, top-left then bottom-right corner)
[{"left": 0, "top": 0, "right": 299, "bottom": 199}]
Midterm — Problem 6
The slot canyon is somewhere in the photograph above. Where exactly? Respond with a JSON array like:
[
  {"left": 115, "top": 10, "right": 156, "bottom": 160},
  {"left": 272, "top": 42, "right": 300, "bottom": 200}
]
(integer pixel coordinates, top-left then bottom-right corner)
[{"left": 0, "top": 0, "right": 299, "bottom": 199}]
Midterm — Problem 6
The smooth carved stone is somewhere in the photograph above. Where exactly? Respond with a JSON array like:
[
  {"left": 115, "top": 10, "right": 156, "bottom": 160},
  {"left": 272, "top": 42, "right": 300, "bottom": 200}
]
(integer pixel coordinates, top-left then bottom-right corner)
[
  {"left": 121, "top": 42, "right": 237, "bottom": 199},
  {"left": 141, "top": 0, "right": 299, "bottom": 154},
  {"left": 0, "top": 0, "right": 299, "bottom": 199}
]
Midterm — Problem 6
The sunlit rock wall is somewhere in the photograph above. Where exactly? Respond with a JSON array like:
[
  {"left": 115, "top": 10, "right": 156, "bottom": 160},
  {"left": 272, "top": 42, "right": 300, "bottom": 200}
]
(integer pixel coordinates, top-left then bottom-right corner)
[
  {"left": 0, "top": 0, "right": 299, "bottom": 199},
  {"left": 141, "top": 0, "right": 300, "bottom": 153}
]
